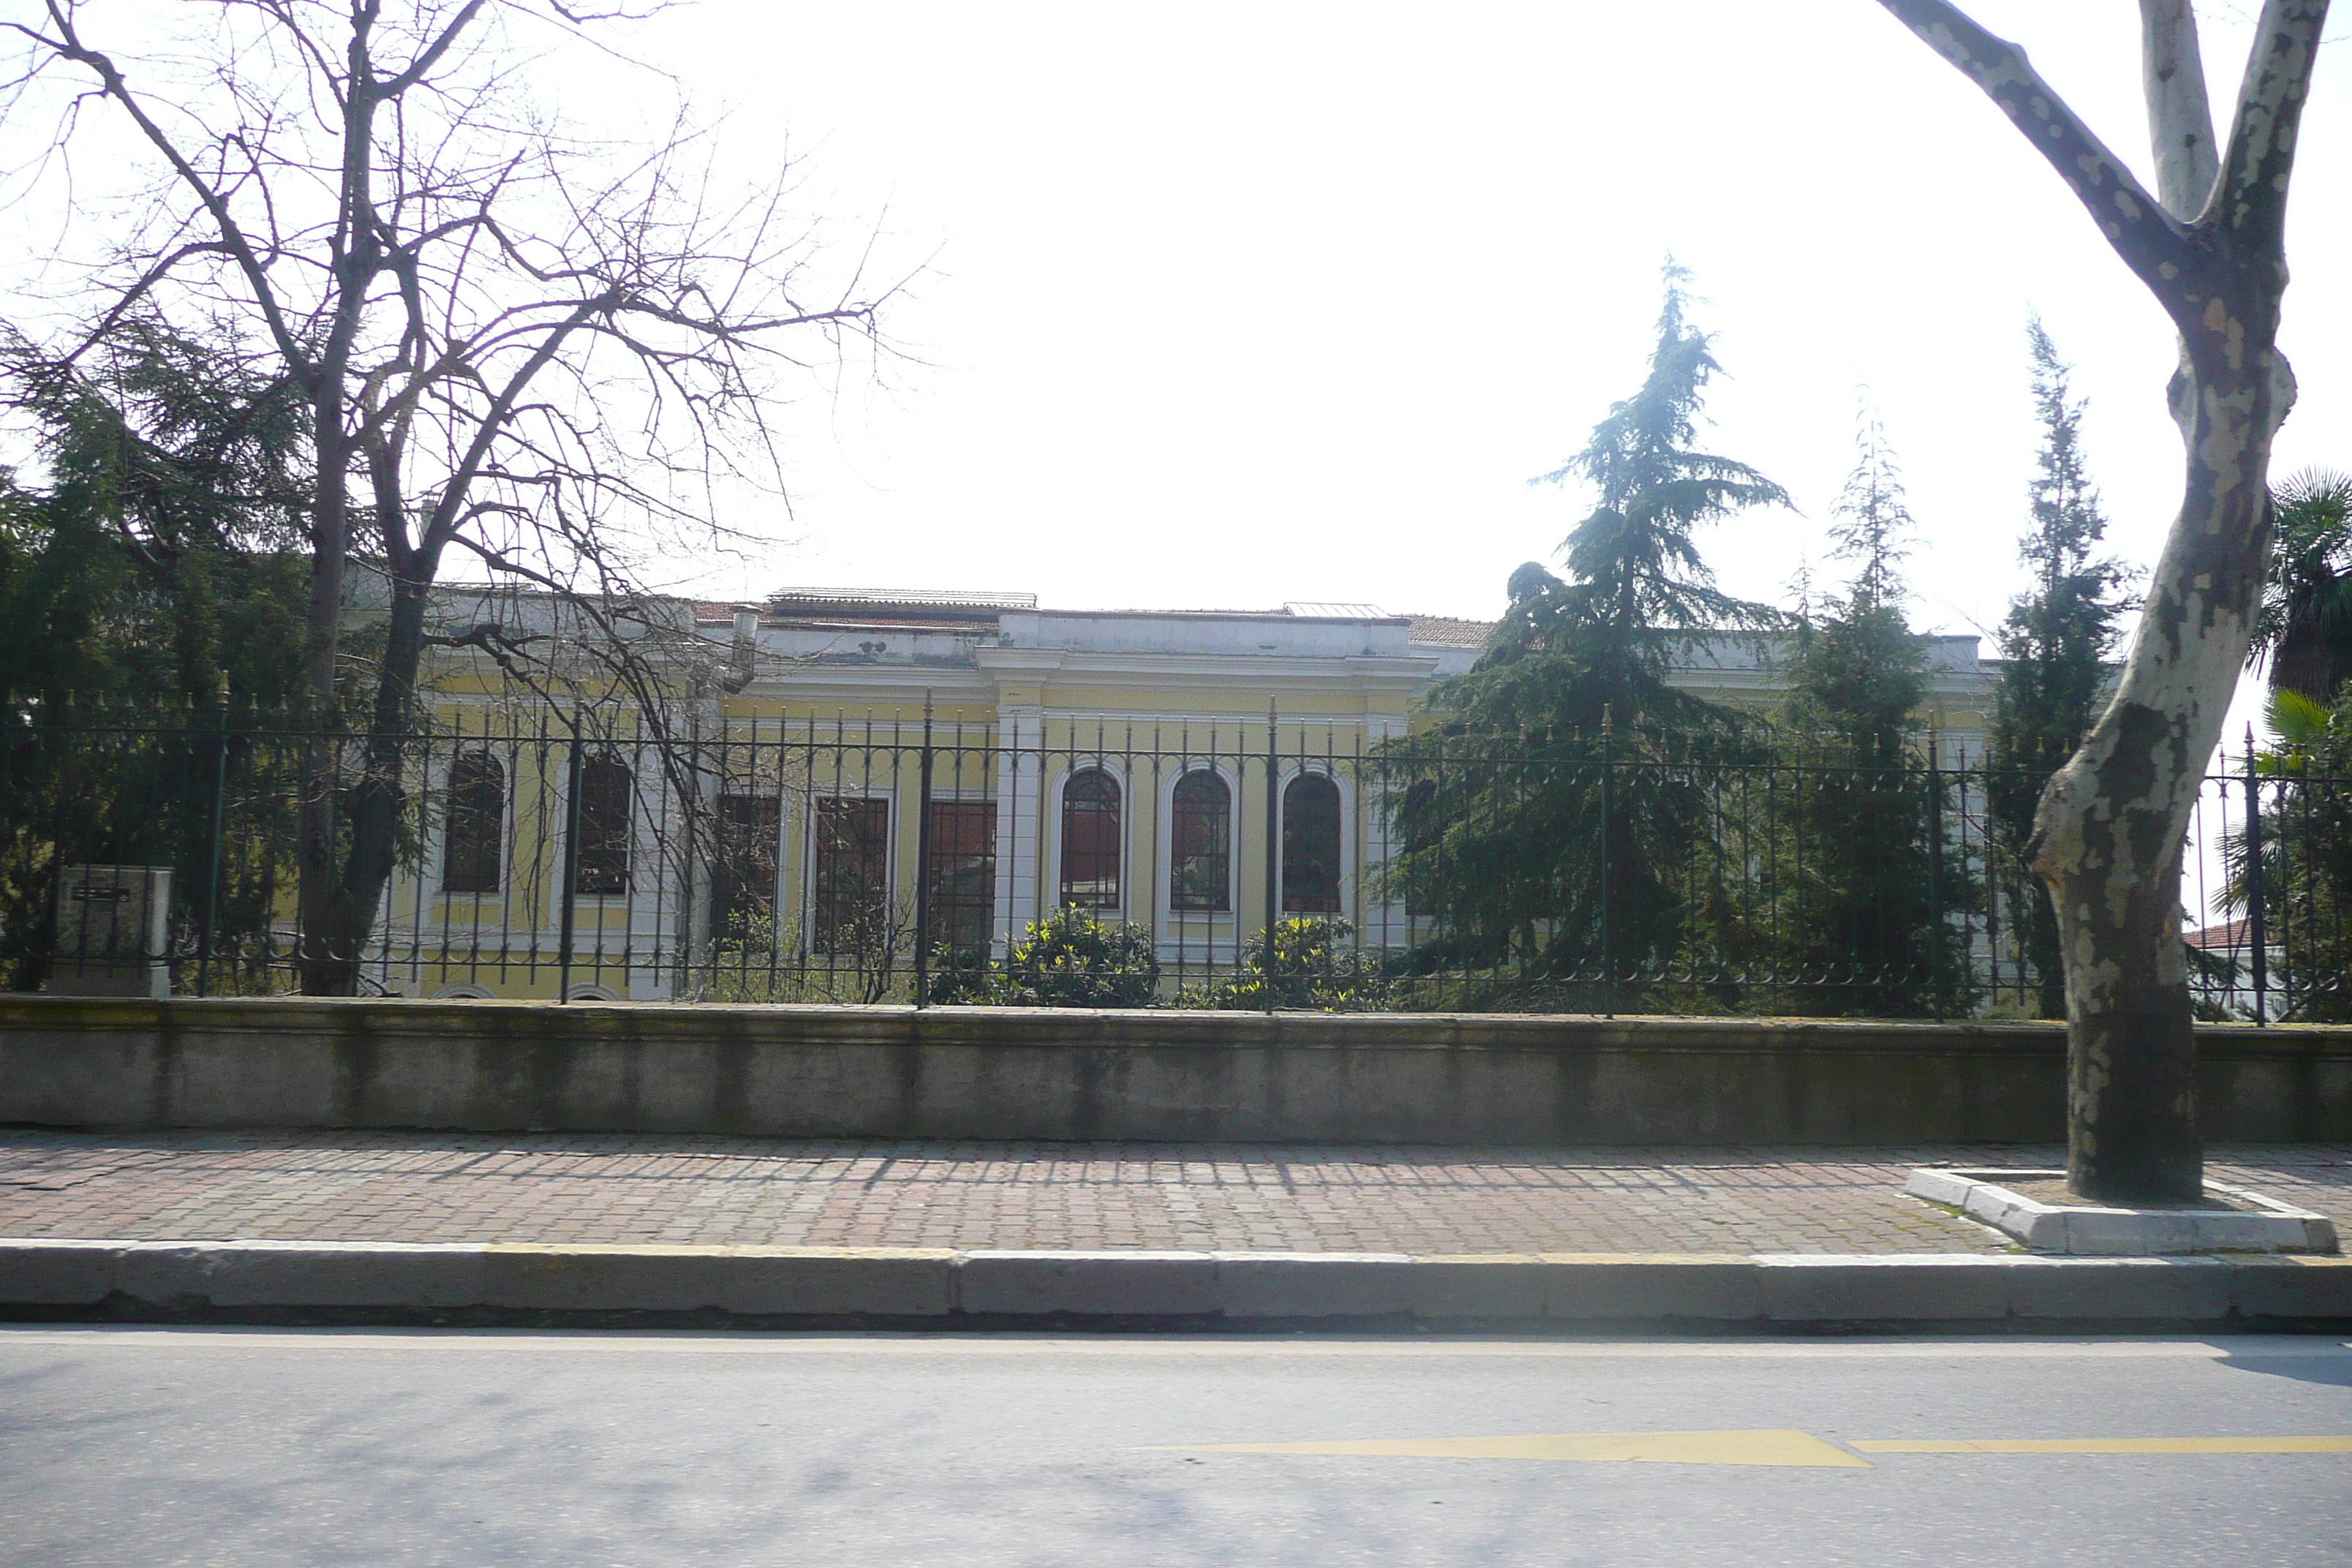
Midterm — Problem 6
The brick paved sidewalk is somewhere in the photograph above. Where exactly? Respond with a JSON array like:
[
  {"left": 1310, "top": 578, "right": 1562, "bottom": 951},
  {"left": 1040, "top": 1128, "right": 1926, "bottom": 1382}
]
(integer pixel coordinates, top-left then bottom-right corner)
[{"left": 1, "top": 1131, "right": 2345, "bottom": 1256}]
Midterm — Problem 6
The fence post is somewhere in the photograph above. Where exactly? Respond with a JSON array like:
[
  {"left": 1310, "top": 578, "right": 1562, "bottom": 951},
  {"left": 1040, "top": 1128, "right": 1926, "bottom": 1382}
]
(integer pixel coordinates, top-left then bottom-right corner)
[
  {"left": 195, "top": 690, "right": 231, "bottom": 998},
  {"left": 1926, "top": 725, "right": 1945, "bottom": 1022},
  {"left": 1598, "top": 704, "right": 1613, "bottom": 1018},
  {"left": 914, "top": 694, "right": 934, "bottom": 1008},
  {"left": 2244, "top": 724, "right": 2266, "bottom": 1026},
  {"left": 1264, "top": 701, "right": 1280, "bottom": 1014},
  {"left": 680, "top": 703, "right": 701, "bottom": 999},
  {"left": 557, "top": 709, "right": 584, "bottom": 1005}
]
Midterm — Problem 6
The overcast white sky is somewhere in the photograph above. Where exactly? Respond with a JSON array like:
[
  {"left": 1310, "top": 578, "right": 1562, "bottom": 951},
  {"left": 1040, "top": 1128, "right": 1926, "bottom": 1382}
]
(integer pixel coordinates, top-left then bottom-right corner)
[
  {"left": 7, "top": 2, "right": 2343, "bottom": 745},
  {"left": 600, "top": 1, "right": 2348, "bottom": 674}
]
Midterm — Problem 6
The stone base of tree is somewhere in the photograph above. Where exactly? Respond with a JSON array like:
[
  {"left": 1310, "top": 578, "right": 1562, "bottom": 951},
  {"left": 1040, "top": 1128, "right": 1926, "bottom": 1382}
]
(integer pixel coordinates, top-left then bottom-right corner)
[{"left": 1907, "top": 1168, "right": 2337, "bottom": 1257}]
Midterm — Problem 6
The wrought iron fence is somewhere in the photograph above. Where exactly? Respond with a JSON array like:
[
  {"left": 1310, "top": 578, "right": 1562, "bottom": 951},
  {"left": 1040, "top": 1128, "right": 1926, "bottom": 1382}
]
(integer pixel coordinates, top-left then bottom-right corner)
[{"left": 1, "top": 704, "right": 2342, "bottom": 1018}]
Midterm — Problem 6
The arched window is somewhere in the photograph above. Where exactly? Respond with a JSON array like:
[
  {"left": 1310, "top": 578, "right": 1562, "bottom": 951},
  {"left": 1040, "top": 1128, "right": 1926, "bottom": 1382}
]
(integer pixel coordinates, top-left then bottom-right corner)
[
  {"left": 1169, "top": 769, "right": 1230, "bottom": 912},
  {"left": 575, "top": 753, "right": 633, "bottom": 895},
  {"left": 442, "top": 752, "right": 504, "bottom": 894},
  {"left": 1059, "top": 768, "right": 1121, "bottom": 909},
  {"left": 1282, "top": 772, "right": 1342, "bottom": 913}
]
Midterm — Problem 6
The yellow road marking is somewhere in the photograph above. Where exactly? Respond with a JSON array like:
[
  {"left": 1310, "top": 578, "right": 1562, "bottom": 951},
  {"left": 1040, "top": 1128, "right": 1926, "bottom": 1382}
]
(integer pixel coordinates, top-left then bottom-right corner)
[
  {"left": 1151, "top": 1429, "right": 1870, "bottom": 1468},
  {"left": 1150, "top": 1430, "right": 2352, "bottom": 1467},
  {"left": 1853, "top": 1436, "right": 2352, "bottom": 1455}
]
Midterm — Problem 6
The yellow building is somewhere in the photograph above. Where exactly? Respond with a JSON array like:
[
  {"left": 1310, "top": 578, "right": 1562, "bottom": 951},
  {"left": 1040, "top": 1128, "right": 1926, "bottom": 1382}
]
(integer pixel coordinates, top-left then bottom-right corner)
[{"left": 372, "top": 584, "right": 1999, "bottom": 1000}]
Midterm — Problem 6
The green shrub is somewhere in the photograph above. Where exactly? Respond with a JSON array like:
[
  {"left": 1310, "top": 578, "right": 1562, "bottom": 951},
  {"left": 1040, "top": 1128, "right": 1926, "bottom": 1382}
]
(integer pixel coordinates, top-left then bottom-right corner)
[
  {"left": 1183, "top": 917, "right": 1390, "bottom": 1011},
  {"left": 926, "top": 906, "right": 1161, "bottom": 1007},
  {"left": 923, "top": 942, "right": 1012, "bottom": 1005}
]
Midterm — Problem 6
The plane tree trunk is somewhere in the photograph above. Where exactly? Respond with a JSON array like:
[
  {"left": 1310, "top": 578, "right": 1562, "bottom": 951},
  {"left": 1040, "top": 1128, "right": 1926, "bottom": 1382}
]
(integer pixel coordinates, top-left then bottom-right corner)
[{"left": 1875, "top": 0, "right": 2328, "bottom": 1200}]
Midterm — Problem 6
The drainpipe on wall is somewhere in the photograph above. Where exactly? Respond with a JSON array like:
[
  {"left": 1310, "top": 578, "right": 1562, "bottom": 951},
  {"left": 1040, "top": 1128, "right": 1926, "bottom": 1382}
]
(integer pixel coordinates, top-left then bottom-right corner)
[{"left": 720, "top": 607, "right": 758, "bottom": 694}]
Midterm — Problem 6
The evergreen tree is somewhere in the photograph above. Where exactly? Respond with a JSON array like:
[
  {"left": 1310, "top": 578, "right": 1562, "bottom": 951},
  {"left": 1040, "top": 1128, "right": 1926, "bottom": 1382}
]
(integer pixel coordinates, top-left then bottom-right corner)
[
  {"left": 0, "top": 321, "right": 313, "bottom": 990},
  {"left": 1774, "top": 408, "right": 1966, "bottom": 1015},
  {"left": 1983, "top": 320, "right": 2132, "bottom": 1017},
  {"left": 1825, "top": 402, "right": 1913, "bottom": 612},
  {"left": 1383, "top": 265, "right": 1789, "bottom": 1001},
  {"left": 1482, "top": 260, "right": 1790, "bottom": 731},
  {"left": 0, "top": 319, "right": 310, "bottom": 710}
]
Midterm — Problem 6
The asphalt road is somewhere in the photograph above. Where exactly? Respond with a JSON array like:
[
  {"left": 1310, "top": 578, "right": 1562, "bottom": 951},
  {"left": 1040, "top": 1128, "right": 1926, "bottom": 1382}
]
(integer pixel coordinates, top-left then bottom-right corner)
[{"left": 2, "top": 1328, "right": 2348, "bottom": 1567}]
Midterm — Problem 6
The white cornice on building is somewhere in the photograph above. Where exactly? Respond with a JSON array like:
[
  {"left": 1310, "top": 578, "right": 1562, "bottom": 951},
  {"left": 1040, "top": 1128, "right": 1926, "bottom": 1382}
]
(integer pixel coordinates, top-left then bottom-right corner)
[{"left": 406, "top": 577, "right": 2021, "bottom": 734}]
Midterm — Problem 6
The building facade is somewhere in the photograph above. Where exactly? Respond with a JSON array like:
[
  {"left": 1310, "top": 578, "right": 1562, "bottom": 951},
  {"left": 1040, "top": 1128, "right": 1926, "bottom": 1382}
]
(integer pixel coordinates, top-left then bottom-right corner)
[{"left": 374, "top": 584, "right": 2002, "bottom": 1000}]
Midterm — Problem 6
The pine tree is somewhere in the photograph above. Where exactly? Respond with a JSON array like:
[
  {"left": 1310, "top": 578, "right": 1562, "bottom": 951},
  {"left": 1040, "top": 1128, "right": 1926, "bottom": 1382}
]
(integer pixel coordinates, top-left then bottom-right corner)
[
  {"left": 1432, "top": 263, "right": 1788, "bottom": 743},
  {"left": 1826, "top": 401, "right": 1914, "bottom": 614},
  {"left": 1984, "top": 320, "right": 2132, "bottom": 1017},
  {"left": 0, "top": 319, "right": 311, "bottom": 710},
  {"left": 1383, "top": 264, "right": 1790, "bottom": 1001},
  {"left": 1797, "top": 399, "right": 1926, "bottom": 772},
  {"left": 0, "top": 318, "right": 315, "bottom": 992},
  {"left": 1775, "top": 407, "right": 1966, "bottom": 1015}
]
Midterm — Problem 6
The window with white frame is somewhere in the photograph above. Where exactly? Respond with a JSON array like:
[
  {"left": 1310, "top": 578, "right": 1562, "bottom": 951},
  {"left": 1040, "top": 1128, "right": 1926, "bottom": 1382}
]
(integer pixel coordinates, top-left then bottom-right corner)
[
  {"left": 813, "top": 796, "right": 890, "bottom": 953},
  {"left": 711, "top": 792, "right": 780, "bottom": 938},
  {"left": 925, "top": 799, "right": 996, "bottom": 948},
  {"left": 1059, "top": 768, "right": 1121, "bottom": 909},
  {"left": 574, "top": 753, "right": 633, "bottom": 895},
  {"left": 442, "top": 751, "right": 504, "bottom": 894},
  {"left": 1169, "top": 769, "right": 1231, "bottom": 912},
  {"left": 1282, "top": 772, "right": 1342, "bottom": 913}
]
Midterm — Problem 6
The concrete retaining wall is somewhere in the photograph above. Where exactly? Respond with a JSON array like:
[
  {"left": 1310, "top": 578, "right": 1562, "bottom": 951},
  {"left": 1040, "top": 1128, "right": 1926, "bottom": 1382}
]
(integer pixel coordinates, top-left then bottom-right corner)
[{"left": 4, "top": 998, "right": 2348, "bottom": 1145}]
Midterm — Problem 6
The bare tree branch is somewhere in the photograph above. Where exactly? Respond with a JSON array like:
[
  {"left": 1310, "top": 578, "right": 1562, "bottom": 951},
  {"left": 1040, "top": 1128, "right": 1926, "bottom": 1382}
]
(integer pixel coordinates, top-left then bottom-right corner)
[
  {"left": 1874, "top": 0, "right": 2197, "bottom": 312},
  {"left": 2211, "top": 0, "right": 2329, "bottom": 260},
  {"left": 61, "top": 239, "right": 238, "bottom": 363},
  {"left": 0, "top": 1, "right": 905, "bottom": 992},
  {"left": 2139, "top": 0, "right": 2222, "bottom": 221},
  {"left": 27, "top": 3, "right": 312, "bottom": 376},
  {"left": 378, "top": 0, "right": 492, "bottom": 97}
]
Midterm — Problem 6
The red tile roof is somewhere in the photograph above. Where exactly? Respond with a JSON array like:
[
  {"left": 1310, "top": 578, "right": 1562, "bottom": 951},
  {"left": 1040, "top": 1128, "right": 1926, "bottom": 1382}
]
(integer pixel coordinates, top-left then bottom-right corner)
[{"left": 2186, "top": 919, "right": 2258, "bottom": 951}]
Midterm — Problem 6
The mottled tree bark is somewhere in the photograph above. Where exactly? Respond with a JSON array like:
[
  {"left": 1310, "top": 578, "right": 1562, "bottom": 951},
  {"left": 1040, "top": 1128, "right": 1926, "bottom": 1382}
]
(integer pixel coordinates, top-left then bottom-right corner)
[{"left": 1876, "top": 0, "right": 2328, "bottom": 1200}]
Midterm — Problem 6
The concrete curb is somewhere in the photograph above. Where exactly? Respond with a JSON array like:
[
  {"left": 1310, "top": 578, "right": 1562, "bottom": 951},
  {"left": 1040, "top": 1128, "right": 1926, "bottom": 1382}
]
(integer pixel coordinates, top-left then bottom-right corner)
[
  {"left": 6, "top": 1240, "right": 2352, "bottom": 1330},
  {"left": 1905, "top": 1167, "right": 2340, "bottom": 1256}
]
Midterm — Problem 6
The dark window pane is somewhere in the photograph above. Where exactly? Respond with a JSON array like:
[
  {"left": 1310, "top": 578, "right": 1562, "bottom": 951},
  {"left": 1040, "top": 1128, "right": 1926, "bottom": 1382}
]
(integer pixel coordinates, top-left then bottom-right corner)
[
  {"left": 1283, "top": 772, "right": 1342, "bottom": 913},
  {"left": 575, "top": 754, "right": 633, "bottom": 896},
  {"left": 1169, "top": 769, "right": 1230, "bottom": 912},
  {"left": 925, "top": 799, "right": 996, "bottom": 949},
  {"left": 442, "top": 752, "right": 504, "bottom": 894},
  {"left": 711, "top": 793, "right": 780, "bottom": 938},
  {"left": 814, "top": 796, "right": 890, "bottom": 953},
  {"left": 1059, "top": 769, "right": 1120, "bottom": 909}
]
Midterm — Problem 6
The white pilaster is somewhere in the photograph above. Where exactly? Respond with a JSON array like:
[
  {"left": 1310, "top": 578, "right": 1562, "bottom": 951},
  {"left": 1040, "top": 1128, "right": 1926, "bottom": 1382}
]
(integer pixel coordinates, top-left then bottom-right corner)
[{"left": 992, "top": 704, "right": 1044, "bottom": 951}]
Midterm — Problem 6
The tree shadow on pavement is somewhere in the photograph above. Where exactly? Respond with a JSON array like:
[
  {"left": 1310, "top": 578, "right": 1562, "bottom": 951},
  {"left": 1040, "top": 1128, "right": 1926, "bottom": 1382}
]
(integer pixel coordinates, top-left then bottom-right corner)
[{"left": 2213, "top": 1346, "right": 2352, "bottom": 1389}]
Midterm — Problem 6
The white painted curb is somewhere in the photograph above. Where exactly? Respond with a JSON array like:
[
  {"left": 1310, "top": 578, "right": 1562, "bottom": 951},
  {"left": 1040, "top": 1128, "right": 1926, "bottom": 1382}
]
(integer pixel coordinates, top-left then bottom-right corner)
[
  {"left": 2, "top": 1239, "right": 2349, "bottom": 1326},
  {"left": 1905, "top": 1168, "right": 2340, "bottom": 1256}
]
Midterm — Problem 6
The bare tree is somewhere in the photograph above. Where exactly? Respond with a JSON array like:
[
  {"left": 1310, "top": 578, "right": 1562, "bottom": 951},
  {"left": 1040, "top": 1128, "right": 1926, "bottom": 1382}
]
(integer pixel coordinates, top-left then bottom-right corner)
[
  {"left": 1874, "top": 0, "right": 2327, "bottom": 1199},
  {"left": 0, "top": 1, "right": 895, "bottom": 993}
]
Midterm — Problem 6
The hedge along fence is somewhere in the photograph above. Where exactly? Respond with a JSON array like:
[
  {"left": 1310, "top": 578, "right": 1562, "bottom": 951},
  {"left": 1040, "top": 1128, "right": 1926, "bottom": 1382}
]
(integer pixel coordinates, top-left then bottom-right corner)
[{"left": 4, "top": 996, "right": 2348, "bottom": 1147}]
